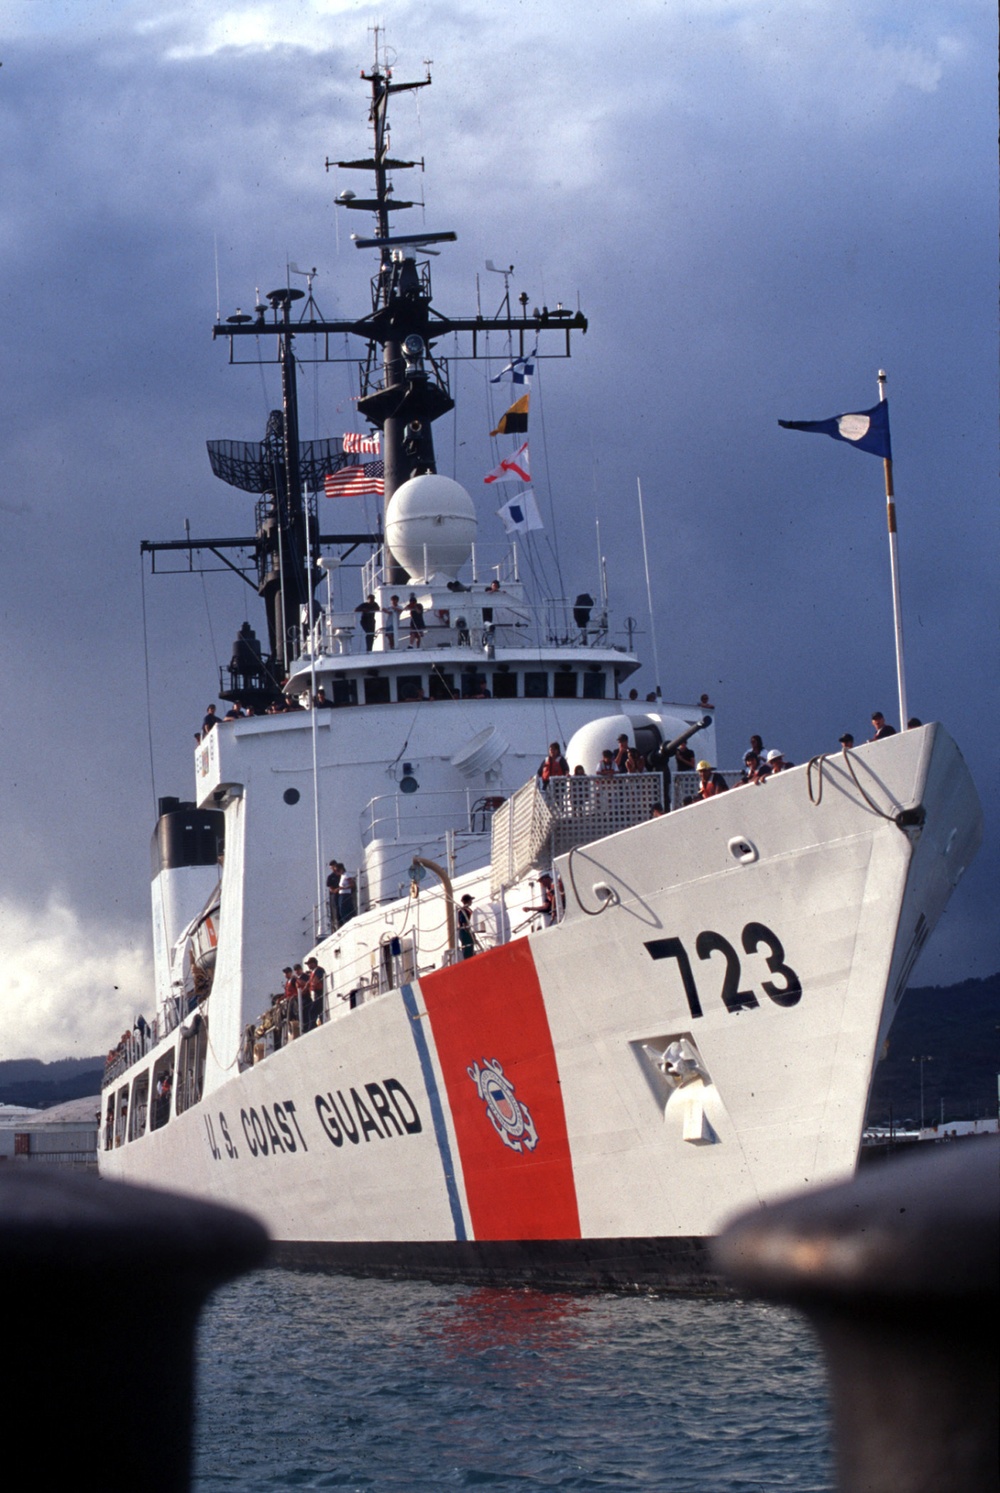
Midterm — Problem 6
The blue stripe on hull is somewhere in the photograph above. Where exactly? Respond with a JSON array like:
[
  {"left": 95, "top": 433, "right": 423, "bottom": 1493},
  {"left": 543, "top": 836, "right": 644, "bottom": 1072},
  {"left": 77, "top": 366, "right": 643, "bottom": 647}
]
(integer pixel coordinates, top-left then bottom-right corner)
[{"left": 401, "top": 982, "right": 467, "bottom": 1240}]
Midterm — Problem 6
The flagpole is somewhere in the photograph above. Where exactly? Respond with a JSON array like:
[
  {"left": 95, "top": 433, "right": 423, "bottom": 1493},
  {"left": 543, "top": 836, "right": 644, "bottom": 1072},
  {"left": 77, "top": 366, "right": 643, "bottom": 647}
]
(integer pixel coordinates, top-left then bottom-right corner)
[
  {"left": 878, "top": 370, "right": 908, "bottom": 728},
  {"left": 636, "top": 477, "right": 662, "bottom": 700},
  {"left": 304, "top": 489, "right": 325, "bottom": 939}
]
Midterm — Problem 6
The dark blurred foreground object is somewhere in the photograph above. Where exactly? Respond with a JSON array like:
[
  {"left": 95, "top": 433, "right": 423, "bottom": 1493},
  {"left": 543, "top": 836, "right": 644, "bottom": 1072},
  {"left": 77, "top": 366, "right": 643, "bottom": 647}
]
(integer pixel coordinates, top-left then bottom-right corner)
[
  {"left": 715, "top": 1138, "right": 999, "bottom": 1493},
  {"left": 0, "top": 1169, "right": 268, "bottom": 1493}
]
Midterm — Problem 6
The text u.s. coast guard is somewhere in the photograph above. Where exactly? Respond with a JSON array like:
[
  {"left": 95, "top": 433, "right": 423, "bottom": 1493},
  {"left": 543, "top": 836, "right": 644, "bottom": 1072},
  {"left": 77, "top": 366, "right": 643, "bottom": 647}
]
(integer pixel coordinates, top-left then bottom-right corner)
[{"left": 203, "top": 1076, "right": 422, "bottom": 1162}]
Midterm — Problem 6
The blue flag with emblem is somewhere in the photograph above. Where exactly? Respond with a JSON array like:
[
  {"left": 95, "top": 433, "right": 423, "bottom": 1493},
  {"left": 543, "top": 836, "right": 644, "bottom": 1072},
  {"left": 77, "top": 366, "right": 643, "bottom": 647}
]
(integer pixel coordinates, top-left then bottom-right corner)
[{"left": 778, "top": 400, "right": 891, "bottom": 460}]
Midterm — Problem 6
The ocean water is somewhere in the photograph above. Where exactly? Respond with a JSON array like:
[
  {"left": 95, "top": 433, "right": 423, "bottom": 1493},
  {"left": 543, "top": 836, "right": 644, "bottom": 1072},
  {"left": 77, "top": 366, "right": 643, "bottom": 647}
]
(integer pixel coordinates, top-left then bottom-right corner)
[{"left": 192, "top": 1272, "right": 834, "bottom": 1491}]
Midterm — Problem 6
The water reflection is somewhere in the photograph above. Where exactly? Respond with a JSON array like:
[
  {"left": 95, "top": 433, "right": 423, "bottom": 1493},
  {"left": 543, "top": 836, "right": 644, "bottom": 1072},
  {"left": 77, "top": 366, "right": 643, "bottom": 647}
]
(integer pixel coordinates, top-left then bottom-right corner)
[{"left": 421, "top": 1285, "right": 594, "bottom": 1359}]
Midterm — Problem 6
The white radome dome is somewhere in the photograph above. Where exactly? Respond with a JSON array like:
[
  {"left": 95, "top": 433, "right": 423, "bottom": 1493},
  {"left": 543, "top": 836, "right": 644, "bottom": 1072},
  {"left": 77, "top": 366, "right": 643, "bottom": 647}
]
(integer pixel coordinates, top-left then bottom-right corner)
[{"left": 385, "top": 474, "right": 477, "bottom": 581}]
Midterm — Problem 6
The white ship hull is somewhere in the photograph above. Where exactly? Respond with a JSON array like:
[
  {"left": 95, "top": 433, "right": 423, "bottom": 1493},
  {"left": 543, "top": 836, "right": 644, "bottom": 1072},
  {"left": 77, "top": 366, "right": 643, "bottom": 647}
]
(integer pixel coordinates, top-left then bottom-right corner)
[
  {"left": 101, "top": 725, "right": 981, "bottom": 1289},
  {"left": 100, "top": 58, "right": 982, "bottom": 1289}
]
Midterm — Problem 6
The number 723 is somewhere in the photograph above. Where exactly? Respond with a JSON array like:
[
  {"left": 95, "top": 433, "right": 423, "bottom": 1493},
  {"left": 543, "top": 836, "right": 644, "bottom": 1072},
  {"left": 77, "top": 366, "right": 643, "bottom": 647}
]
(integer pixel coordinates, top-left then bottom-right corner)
[{"left": 645, "top": 922, "right": 801, "bottom": 1018}]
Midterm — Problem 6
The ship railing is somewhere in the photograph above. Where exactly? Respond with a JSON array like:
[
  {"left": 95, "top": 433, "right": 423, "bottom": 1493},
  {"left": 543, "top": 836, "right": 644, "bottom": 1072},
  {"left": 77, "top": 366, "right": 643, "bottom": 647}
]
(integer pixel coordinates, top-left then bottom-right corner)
[
  {"left": 362, "top": 542, "right": 523, "bottom": 595},
  {"left": 293, "top": 607, "right": 629, "bottom": 664},
  {"left": 154, "top": 987, "right": 202, "bottom": 1042},
  {"left": 360, "top": 788, "right": 506, "bottom": 849},
  {"left": 240, "top": 991, "right": 307, "bottom": 1071},
  {"left": 239, "top": 977, "right": 358, "bottom": 1068},
  {"left": 101, "top": 987, "right": 207, "bottom": 1090},
  {"left": 357, "top": 836, "right": 495, "bottom": 921},
  {"left": 362, "top": 255, "right": 436, "bottom": 323},
  {"left": 160, "top": 997, "right": 182, "bottom": 1038},
  {"left": 102, "top": 1022, "right": 158, "bottom": 1089},
  {"left": 293, "top": 550, "right": 626, "bottom": 662},
  {"left": 318, "top": 913, "right": 453, "bottom": 1011},
  {"left": 241, "top": 907, "right": 505, "bottom": 1071},
  {"left": 297, "top": 606, "right": 540, "bottom": 659},
  {"left": 490, "top": 773, "right": 663, "bottom": 896}
]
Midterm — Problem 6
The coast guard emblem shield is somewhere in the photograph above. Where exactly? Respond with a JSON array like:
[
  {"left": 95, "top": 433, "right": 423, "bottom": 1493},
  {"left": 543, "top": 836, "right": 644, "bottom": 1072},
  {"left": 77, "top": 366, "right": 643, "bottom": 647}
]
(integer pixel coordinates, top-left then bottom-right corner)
[{"left": 468, "top": 1058, "right": 539, "bottom": 1153}]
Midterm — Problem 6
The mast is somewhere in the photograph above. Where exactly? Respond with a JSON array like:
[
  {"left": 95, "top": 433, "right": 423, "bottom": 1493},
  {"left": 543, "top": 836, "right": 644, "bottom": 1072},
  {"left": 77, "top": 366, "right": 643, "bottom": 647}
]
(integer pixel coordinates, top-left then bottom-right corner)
[
  {"left": 143, "top": 47, "right": 587, "bottom": 698},
  {"left": 266, "top": 288, "right": 310, "bottom": 675},
  {"left": 249, "top": 49, "right": 587, "bottom": 513},
  {"left": 336, "top": 57, "right": 446, "bottom": 581},
  {"left": 330, "top": 57, "right": 587, "bottom": 515}
]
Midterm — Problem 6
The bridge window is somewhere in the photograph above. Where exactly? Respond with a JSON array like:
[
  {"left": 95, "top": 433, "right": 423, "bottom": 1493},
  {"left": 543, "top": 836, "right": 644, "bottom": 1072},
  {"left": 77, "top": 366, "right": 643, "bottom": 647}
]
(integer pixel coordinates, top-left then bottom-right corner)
[
  {"left": 583, "top": 670, "right": 607, "bottom": 700},
  {"left": 363, "top": 676, "right": 391, "bottom": 705},
  {"left": 524, "top": 671, "right": 548, "bottom": 698},
  {"left": 553, "top": 670, "right": 578, "bottom": 700},
  {"left": 429, "top": 670, "right": 457, "bottom": 701}
]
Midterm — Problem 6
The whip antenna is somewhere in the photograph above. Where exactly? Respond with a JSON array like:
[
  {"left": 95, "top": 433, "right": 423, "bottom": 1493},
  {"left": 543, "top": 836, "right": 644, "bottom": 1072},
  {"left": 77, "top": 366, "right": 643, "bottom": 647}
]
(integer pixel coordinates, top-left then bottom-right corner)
[{"left": 637, "top": 477, "right": 662, "bottom": 699}]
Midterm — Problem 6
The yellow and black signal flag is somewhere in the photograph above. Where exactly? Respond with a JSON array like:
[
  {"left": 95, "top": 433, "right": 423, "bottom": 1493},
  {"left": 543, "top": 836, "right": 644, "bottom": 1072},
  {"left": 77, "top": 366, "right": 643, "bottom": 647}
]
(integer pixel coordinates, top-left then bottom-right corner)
[{"left": 490, "top": 393, "right": 530, "bottom": 437}]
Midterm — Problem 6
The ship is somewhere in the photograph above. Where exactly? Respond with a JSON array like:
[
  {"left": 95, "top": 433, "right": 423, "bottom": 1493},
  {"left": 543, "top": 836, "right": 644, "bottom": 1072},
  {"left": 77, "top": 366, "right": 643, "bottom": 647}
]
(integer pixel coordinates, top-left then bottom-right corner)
[{"left": 98, "top": 49, "right": 983, "bottom": 1291}]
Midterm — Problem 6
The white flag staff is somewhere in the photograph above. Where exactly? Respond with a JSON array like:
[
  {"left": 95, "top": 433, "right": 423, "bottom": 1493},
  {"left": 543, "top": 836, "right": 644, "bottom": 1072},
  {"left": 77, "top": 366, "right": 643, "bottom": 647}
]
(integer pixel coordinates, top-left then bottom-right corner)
[
  {"left": 778, "top": 371, "right": 907, "bottom": 729},
  {"left": 878, "top": 369, "right": 908, "bottom": 730}
]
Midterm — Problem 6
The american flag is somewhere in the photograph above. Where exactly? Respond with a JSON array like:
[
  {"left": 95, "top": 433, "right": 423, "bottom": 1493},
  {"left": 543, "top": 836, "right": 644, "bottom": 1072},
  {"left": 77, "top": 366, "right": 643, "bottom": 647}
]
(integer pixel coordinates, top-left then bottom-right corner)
[
  {"left": 324, "top": 461, "right": 385, "bottom": 498},
  {"left": 342, "top": 431, "right": 381, "bottom": 455}
]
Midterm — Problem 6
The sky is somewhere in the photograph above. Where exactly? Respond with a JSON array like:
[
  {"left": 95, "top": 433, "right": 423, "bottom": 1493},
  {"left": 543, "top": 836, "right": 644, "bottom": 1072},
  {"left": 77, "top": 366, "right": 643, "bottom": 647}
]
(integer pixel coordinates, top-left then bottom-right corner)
[{"left": 0, "top": 0, "right": 996, "bottom": 1061}]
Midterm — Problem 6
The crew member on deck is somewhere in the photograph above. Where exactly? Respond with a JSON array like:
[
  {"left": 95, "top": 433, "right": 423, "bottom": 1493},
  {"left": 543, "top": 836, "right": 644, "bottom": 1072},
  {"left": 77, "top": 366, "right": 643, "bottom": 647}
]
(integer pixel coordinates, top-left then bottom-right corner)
[
  {"left": 405, "top": 594, "right": 426, "bottom": 648},
  {"left": 383, "top": 595, "right": 403, "bottom": 649},
  {"left": 338, "top": 869, "right": 356, "bottom": 926},
  {"left": 304, "top": 957, "right": 326, "bottom": 1032},
  {"left": 674, "top": 741, "right": 696, "bottom": 774},
  {"left": 457, "top": 894, "right": 476, "bottom": 959},
  {"left": 738, "top": 751, "right": 763, "bottom": 785},
  {"left": 527, "top": 872, "right": 559, "bottom": 925},
  {"left": 539, "top": 742, "right": 569, "bottom": 783},
  {"left": 356, "top": 594, "right": 379, "bottom": 651},
  {"left": 697, "top": 761, "right": 729, "bottom": 798},
  {"left": 326, "top": 862, "right": 342, "bottom": 929}
]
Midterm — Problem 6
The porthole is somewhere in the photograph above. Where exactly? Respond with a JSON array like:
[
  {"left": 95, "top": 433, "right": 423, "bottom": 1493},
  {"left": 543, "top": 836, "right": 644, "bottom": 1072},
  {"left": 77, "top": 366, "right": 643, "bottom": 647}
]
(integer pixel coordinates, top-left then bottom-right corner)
[{"left": 283, "top": 788, "right": 301, "bottom": 806}]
